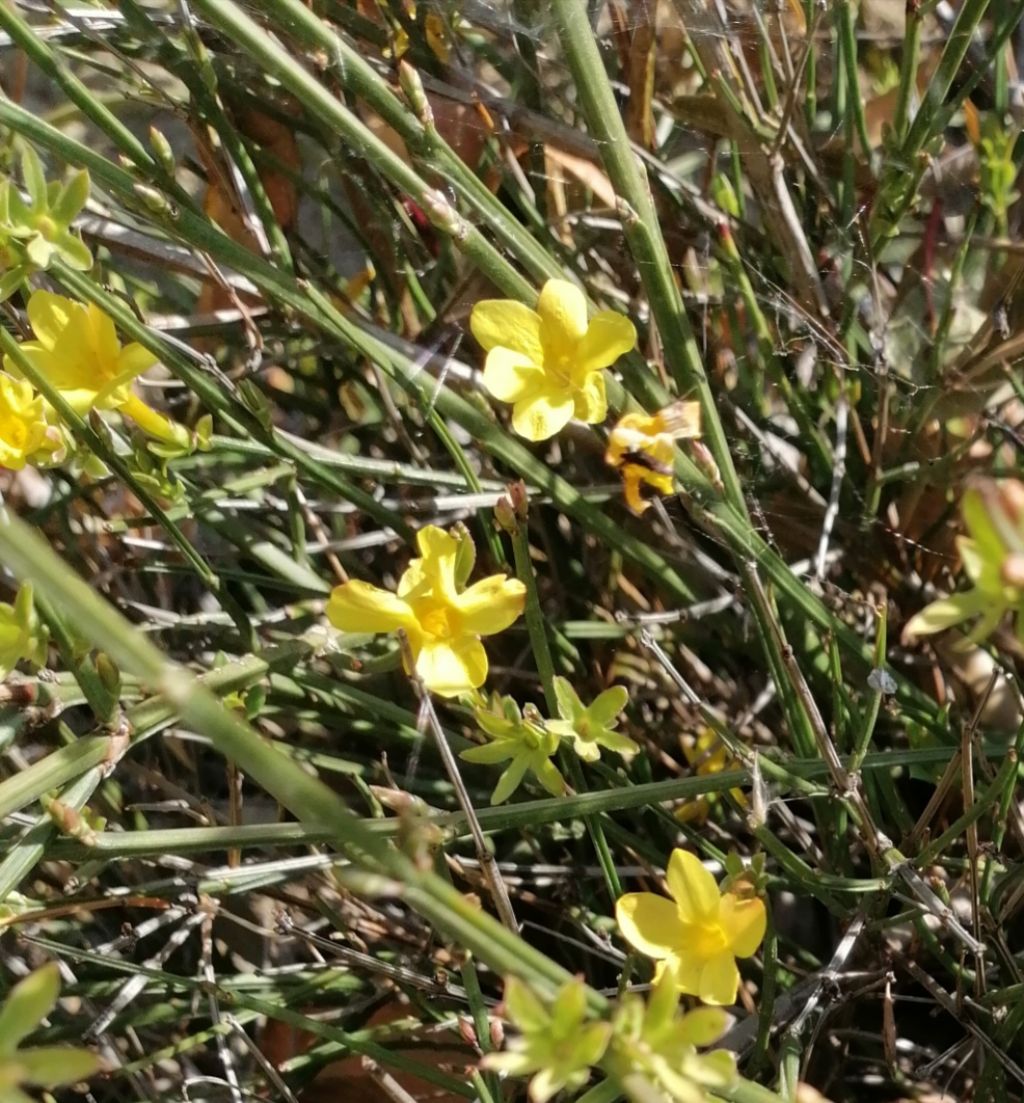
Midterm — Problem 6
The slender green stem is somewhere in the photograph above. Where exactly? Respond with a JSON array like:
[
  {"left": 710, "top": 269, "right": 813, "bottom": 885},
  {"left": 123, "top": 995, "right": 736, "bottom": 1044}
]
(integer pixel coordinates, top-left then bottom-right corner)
[
  {"left": 0, "top": 508, "right": 593, "bottom": 1005},
  {"left": 892, "top": 0, "right": 922, "bottom": 141},
  {"left": 191, "top": 0, "right": 535, "bottom": 304},
  {"left": 549, "top": 0, "right": 748, "bottom": 520}
]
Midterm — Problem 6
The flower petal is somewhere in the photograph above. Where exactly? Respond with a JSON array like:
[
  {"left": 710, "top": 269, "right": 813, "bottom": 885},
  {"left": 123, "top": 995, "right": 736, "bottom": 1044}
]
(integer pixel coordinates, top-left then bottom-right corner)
[
  {"left": 460, "top": 741, "right": 517, "bottom": 764},
  {"left": 529, "top": 1067, "right": 564, "bottom": 1103},
  {"left": 504, "top": 975, "right": 549, "bottom": 1032},
  {"left": 117, "top": 342, "right": 159, "bottom": 380},
  {"left": 483, "top": 347, "right": 544, "bottom": 402},
  {"left": 533, "top": 756, "right": 567, "bottom": 796},
  {"left": 457, "top": 575, "right": 526, "bottom": 636},
  {"left": 492, "top": 753, "right": 530, "bottom": 804},
  {"left": 962, "top": 485, "right": 1017, "bottom": 561},
  {"left": 416, "top": 636, "right": 488, "bottom": 697},
  {"left": 482, "top": 1050, "right": 537, "bottom": 1077},
  {"left": 616, "top": 892, "right": 681, "bottom": 959},
  {"left": 719, "top": 892, "right": 766, "bottom": 957},
  {"left": 587, "top": 685, "right": 628, "bottom": 727},
  {"left": 662, "top": 952, "right": 703, "bottom": 997},
  {"left": 666, "top": 849, "right": 720, "bottom": 924},
  {"left": 595, "top": 729, "right": 639, "bottom": 756},
  {"left": 576, "top": 1022, "right": 613, "bottom": 1067},
  {"left": 572, "top": 370, "right": 607, "bottom": 424},
  {"left": 676, "top": 1006, "right": 730, "bottom": 1047},
  {"left": 326, "top": 580, "right": 415, "bottom": 634},
  {"left": 537, "top": 279, "right": 588, "bottom": 347},
  {"left": 402, "top": 525, "right": 459, "bottom": 601},
  {"left": 470, "top": 299, "right": 544, "bottom": 361},
  {"left": 904, "top": 590, "right": 987, "bottom": 638},
  {"left": 698, "top": 951, "right": 740, "bottom": 1006},
  {"left": 552, "top": 675, "right": 584, "bottom": 722},
  {"left": 26, "top": 290, "right": 76, "bottom": 350},
  {"left": 551, "top": 977, "right": 586, "bottom": 1027},
  {"left": 576, "top": 310, "right": 637, "bottom": 374},
  {"left": 82, "top": 302, "right": 121, "bottom": 368},
  {"left": 512, "top": 389, "right": 574, "bottom": 442}
]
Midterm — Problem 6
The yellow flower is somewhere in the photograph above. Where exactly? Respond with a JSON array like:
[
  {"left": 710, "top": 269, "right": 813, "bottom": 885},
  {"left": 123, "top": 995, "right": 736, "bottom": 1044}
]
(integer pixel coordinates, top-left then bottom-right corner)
[
  {"left": 675, "top": 728, "right": 745, "bottom": 825},
  {"left": 0, "top": 373, "right": 60, "bottom": 470},
  {"left": 326, "top": 525, "right": 526, "bottom": 697},
  {"left": 610, "top": 975, "right": 736, "bottom": 1103},
  {"left": 605, "top": 402, "right": 701, "bottom": 515},
  {"left": 6, "top": 291, "right": 157, "bottom": 413},
  {"left": 905, "top": 478, "right": 1024, "bottom": 647},
  {"left": 471, "top": 278, "right": 637, "bottom": 441},
  {"left": 5, "top": 291, "right": 192, "bottom": 450},
  {"left": 616, "top": 849, "right": 766, "bottom": 1006},
  {"left": 483, "top": 976, "right": 611, "bottom": 1103}
]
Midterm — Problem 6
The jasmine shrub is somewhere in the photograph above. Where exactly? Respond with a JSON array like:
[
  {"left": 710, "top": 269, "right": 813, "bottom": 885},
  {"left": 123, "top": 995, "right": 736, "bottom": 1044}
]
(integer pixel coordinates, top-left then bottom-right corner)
[{"left": 0, "top": 2, "right": 1021, "bottom": 1102}]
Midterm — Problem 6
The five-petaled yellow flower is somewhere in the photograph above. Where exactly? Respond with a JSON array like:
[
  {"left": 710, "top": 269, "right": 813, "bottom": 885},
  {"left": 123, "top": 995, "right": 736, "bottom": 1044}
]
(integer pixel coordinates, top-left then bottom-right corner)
[
  {"left": 327, "top": 525, "right": 526, "bottom": 697},
  {"left": 605, "top": 402, "right": 701, "bottom": 514},
  {"left": 5, "top": 291, "right": 189, "bottom": 449},
  {"left": 616, "top": 849, "right": 766, "bottom": 1006},
  {"left": 905, "top": 478, "right": 1024, "bottom": 647},
  {"left": 471, "top": 278, "right": 637, "bottom": 441},
  {"left": 6, "top": 291, "right": 157, "bottom": 413},
  {"left": 0, "top": 373, "right": 60, "bottom": 470}
]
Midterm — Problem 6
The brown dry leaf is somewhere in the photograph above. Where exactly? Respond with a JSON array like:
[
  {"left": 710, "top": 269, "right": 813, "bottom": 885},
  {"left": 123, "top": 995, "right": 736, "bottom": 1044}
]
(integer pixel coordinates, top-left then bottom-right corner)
[
  {"left": 196, "top": 102, "right": 302, "bottom": 315},
  {"left": 609, "top": 0, "right": 657, "bottom": 148},
  {"left": 543, "top": 146, "right": 618, "bottom": 210}
]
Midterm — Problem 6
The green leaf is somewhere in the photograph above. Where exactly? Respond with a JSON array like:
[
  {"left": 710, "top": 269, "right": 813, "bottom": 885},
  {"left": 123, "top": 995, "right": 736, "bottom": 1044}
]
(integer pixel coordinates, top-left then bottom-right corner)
[{"left": 0, "top": 964, "right": 60, "bottom": 1056}]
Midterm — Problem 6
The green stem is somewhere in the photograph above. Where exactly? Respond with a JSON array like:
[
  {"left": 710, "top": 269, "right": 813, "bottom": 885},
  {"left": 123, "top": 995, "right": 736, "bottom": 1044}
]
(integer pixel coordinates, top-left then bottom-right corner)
[
  {"left": 549, "top": 0, "right": 749, "bottom": 521},
  {"left": 892, "top": 0, "right": 922, "bottom": 141},
  {"left": 47, "top": 743, "right": 1005, "bottom": 860},
  {"left": 191, "top": 0, "right": 535, "bottom": 304},
  {"left": 506, "top": 498, "right": 622, "bottom": 900},
  {"left": 0, "top": 509, "right": 594, "bottom": 1006}
]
